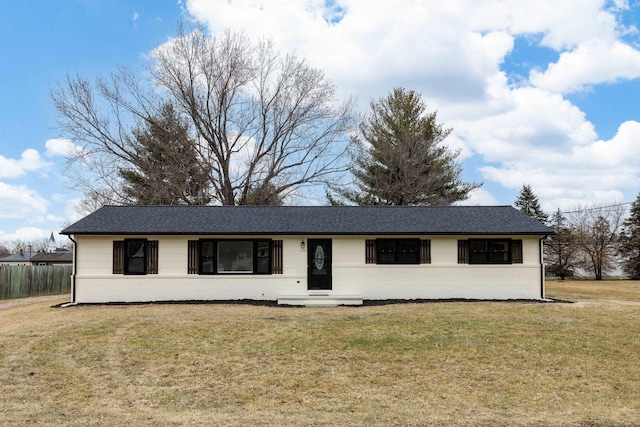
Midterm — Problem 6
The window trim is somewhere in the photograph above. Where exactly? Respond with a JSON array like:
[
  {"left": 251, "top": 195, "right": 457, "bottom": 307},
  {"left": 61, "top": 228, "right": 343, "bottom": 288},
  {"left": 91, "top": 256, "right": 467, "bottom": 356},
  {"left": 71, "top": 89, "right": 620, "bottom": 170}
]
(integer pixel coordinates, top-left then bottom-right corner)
[{"left": 197, "top": 239, "right": 273, "bottom": 275}]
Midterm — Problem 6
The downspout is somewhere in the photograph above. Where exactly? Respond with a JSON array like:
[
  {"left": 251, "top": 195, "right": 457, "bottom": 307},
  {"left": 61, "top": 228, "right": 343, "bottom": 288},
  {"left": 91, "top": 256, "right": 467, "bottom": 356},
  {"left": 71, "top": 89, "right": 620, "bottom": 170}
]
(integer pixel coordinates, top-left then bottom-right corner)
[
  {"left": 68, "top": 235, "right": 78, "bottom": 304},
  {"left": 539, "top": 235, "right": 547, "bottom": 300}
]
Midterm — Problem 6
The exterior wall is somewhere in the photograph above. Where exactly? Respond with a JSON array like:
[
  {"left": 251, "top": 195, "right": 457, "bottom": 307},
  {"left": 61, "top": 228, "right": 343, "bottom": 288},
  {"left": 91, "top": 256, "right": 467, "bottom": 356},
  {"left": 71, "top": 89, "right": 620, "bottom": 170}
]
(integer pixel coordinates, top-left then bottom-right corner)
[
  {"left": 73, "top": 235, "right": 307, "bottom": 303},
  {"left": 331, "top": 235, "right": 543, "bottom": 301},
  {"left": 72, "top": 234, "right": 545, "bottom": 303}
]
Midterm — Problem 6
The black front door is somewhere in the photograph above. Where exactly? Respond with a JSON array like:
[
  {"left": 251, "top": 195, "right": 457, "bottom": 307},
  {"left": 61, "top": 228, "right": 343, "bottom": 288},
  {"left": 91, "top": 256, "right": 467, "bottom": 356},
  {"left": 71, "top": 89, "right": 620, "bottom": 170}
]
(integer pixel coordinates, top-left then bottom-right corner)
[{"left": 307, "top": 239, "right": 332, "bottom": 290}]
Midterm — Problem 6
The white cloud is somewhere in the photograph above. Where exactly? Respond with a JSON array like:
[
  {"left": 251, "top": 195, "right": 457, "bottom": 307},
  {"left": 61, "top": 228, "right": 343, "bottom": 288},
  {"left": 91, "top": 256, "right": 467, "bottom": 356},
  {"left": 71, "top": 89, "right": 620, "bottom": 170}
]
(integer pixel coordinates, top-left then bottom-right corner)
[
  {"left": 457, "top": 188, "right": 499, "bottom": 206},
  {"left": 0, "top": 149, "right": 49, "bottom": 179},
  {"left": 185, "top": 0, "right": 633, "bottom": 98},
  {"left": 181, "top": 0, "right": 640, "bottom": 209},
  {"left": 0, "top": 227, "right": 50, "bottom": 244},
  {"left": 45, "top": 138, "right": 82, "bottom": 157},
  {"left": 0, "top": 182, "right": 48, "bottom": 219},
  {"left": 452, "top": 87, "right": 597, "bottom": 166},
  {"left": 476, "top": 120, "right": 640, "bottom": 210},
  {"left": 530, "top": 40, "right": 640, "bottom": 93}
]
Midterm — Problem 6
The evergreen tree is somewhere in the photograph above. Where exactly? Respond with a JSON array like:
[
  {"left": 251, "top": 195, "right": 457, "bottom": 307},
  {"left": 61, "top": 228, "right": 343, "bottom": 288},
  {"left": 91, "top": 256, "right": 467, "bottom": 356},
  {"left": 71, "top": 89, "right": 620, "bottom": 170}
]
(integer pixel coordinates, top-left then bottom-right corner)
[
  {"left": 514, "top": 184, "right": 548, "bottom": 224},
  {"left": 620, "top": 193, "right": 640, "bottom": 279},
  {"left": 329, "top": 87, "right": 480, "bottom": 205},
  {"left": 119, "top": 103, "right": 211, "bottom": 205}
]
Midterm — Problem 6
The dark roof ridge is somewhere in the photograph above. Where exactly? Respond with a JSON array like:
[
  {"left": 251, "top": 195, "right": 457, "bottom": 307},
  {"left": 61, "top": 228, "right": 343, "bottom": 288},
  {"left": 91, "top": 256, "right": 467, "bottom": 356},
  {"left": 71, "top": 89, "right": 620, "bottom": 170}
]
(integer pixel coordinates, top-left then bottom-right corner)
[{"left": 62, "top": 205, "right": 554, "bottom": 236}]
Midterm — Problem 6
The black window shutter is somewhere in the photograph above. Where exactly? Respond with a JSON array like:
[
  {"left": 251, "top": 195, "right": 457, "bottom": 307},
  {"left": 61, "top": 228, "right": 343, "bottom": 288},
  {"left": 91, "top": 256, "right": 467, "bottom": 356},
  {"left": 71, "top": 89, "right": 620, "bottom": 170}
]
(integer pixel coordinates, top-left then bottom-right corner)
[
  {"left": 272, "top": 240, "right": 283, "bottom": 274},
  {"left": 420, "top": 240, "right": 431, "bottom": 264},
  {"left": 188, "top": 240, "right": 199, "bottom": 274},
  {"left": 146, "top": 240, "right": 159, "bottom": 274},
  {"left": 113, "top": 241, "right": 124, "bottom": 274},
  {"left": 365, "top": 239, "right": 376, "bottom": 264},
  {"left": 458, "top": 240, "right": 469, "bottom": 264},
  {"left": 512, "top": 240, "right": 523, "bottom": 264}
]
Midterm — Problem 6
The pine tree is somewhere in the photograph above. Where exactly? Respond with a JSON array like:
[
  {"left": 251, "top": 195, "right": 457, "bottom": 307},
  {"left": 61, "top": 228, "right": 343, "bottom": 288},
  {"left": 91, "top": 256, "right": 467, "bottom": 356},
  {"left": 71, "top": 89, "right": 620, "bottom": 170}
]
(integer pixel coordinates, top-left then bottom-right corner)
[
  {"left": 329, "top": 87, "right": 480, "bottom": 205},
  {"left": 119, "top": 103, "right": 211, "bottom": 205},
  {"left": 620, "top": 193, "right": 640, "bottom": 279},
  {"left": 514, "top": 184, "right": 548, "bottom": 224}
]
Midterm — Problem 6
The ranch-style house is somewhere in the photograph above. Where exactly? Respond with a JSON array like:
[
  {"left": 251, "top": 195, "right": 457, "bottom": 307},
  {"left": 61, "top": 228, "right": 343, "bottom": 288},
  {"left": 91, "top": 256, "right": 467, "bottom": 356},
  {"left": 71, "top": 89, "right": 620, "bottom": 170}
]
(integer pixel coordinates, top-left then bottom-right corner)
[{"left": 61, "top": 205, "right": 554, "bottom": 306}]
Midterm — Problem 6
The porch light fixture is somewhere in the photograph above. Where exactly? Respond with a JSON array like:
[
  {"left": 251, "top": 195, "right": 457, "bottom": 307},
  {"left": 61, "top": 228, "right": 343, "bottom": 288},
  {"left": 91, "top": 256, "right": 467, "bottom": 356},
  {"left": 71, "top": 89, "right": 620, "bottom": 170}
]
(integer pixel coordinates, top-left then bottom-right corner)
[{"left": 301, "top": 240, "right": 305, "bottom": 250}]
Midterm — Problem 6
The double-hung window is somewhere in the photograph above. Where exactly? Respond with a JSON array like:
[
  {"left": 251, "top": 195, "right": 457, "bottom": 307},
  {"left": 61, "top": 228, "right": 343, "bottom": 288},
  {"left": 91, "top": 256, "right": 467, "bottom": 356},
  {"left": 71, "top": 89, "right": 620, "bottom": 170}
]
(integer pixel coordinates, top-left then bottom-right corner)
[
  {"left": 112, "top": 239, "right": 159, "bottom": 275},
  {"left": 125, "top": 239, "right": 147, "bottom": 274}
]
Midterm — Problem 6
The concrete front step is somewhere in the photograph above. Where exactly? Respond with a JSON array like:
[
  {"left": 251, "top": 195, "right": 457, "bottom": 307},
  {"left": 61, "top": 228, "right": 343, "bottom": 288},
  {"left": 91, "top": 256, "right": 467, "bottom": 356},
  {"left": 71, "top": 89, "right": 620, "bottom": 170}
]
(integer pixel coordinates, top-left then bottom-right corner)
[{"left": 277, "top": 293, "right": 363, "bottom": 307}]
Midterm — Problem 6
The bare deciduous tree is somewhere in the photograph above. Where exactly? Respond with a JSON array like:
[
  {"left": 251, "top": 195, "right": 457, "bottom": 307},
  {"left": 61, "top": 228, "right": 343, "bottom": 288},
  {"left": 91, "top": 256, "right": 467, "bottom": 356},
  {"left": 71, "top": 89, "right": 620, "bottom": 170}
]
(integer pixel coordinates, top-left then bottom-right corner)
[
  {"left": 545, "top": 208, "right": 579, "bottom": 279},
  {"left": 51, "top": 25, "right": 356, "bottom": 207},
  {"left": 75, "top": 189, "right": 118, "bottom": 217},
  {"left": 569, "top": 204, "right": 626, "bottom": 280},
  {"left": 3, "top": 239, "right": 49, "bottom": 255}
]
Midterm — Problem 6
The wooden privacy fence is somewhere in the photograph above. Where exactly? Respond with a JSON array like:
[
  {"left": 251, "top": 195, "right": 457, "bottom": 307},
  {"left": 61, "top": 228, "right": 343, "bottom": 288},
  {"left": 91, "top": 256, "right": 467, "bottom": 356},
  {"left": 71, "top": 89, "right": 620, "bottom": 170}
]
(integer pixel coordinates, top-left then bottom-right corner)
[{"left": 0, "top": 265, "right": 72, "bottom": 300}]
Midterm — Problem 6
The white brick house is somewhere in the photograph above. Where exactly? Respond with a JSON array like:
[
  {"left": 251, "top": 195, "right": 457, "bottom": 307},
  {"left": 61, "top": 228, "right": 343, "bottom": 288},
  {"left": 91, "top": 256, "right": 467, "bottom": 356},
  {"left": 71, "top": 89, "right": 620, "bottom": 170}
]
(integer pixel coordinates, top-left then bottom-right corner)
[{"left": 61, "top": 205, "right": 554, "bottom": 305}]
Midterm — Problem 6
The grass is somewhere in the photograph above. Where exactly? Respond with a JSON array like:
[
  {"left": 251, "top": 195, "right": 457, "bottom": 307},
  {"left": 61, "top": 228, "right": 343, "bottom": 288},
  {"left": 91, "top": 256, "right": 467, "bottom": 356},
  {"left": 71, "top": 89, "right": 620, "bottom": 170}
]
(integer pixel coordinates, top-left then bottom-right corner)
[{"left": 0, "top": 281, "right": 639, "bottom": 426}]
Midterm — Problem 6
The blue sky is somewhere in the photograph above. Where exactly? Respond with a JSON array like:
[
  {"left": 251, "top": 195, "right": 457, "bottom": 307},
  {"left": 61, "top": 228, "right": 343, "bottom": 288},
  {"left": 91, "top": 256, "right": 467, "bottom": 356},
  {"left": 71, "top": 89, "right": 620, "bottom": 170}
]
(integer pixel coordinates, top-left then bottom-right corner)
[{"left": 1, "top": 0, "right": 640, "bottom": 245}]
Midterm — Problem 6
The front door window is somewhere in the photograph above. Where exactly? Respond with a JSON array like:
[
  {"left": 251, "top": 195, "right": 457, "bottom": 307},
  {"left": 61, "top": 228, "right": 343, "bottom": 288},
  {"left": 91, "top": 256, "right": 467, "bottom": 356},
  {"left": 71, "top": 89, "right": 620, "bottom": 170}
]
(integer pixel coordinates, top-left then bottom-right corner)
[{"left": 314, "top": 245, "right": 326, "bottom": 270}]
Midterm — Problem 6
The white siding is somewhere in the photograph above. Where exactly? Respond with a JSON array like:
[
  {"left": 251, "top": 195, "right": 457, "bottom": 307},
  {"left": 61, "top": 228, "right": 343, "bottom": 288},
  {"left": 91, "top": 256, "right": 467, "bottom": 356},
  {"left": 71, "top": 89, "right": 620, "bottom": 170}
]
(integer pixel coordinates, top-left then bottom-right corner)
[{"left": 71, "top": 234, "right": 545, "bottom": 303}]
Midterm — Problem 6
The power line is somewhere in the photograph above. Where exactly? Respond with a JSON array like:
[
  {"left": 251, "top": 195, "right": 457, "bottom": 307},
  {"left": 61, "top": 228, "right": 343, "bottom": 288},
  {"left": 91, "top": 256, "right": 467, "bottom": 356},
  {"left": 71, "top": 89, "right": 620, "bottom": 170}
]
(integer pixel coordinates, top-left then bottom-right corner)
[{"left": 547, "top": 202, "right": 634, "bottom": 216}]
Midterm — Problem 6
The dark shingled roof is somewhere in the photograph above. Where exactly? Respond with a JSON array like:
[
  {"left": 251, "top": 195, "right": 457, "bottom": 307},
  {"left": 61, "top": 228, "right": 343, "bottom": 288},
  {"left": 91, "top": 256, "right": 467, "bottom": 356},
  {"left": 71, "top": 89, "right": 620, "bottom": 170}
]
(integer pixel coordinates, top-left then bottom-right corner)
[
  {"left": 30, "top": 252, "right": 73, "bottom": 263},
  {"left": 0, "top": 252, "right": 33, "bottom": 262},
  {"left": 61, "top": 205, "right": 554, "bottom": 236}
]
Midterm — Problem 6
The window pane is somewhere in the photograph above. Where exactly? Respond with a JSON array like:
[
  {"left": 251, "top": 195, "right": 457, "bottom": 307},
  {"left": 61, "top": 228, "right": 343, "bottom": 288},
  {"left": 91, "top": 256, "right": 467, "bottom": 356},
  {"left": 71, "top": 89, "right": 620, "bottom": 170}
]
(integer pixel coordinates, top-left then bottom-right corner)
[
  {"left": 377, "top": 240, "right": 396, "bottom": 264},
  {"left": 201, "top": 241, "right": 215, "bottom": 274},
  {"left": 126, "top": 240, "right": 145, "bottom": 274},
  {"left": 469, "top": 240, "right": 488, "bottom": 264},
  {"left": 397, "top": 240, "right": 419, "bottom": 264},
  {"left": 489, "top": 240, "right": 510, "bottom": 263},
  {"left": 256, "top": 241, "right": 271, "bottom": 274},
  {"left": 201, "top": 241, "right": 214, "bottom": 258},
  {"left": 218, "top": 241, "right": 253, "bottom": 273}
]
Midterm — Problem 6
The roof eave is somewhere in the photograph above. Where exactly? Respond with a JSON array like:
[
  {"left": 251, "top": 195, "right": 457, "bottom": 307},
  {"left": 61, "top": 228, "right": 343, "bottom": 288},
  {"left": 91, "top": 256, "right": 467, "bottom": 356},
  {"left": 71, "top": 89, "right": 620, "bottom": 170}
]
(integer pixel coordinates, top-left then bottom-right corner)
[{"left": 62, "top": 231, "right": 554, "bottom": 236}]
